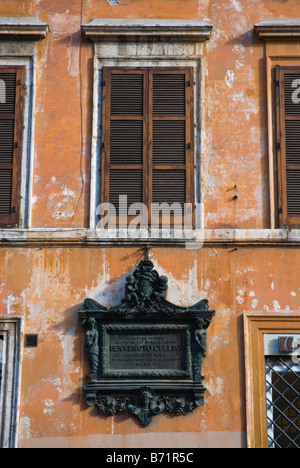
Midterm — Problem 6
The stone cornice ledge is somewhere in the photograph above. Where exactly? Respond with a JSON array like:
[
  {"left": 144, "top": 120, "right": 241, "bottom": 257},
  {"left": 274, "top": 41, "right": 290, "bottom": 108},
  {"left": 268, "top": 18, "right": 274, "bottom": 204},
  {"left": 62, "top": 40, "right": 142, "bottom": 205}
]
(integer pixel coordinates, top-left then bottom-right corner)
[
  {"left": 0, "top": 17, "right": 50, "bottom": 40},
  {"left": 82, "top": 19, "right": 213, "bottom": 42},
  {"left": 255, "top": 18, "right": 300, "bottom": 41},
  {"left": 0, "top": 229, "right": 300, "bottom": 247}
]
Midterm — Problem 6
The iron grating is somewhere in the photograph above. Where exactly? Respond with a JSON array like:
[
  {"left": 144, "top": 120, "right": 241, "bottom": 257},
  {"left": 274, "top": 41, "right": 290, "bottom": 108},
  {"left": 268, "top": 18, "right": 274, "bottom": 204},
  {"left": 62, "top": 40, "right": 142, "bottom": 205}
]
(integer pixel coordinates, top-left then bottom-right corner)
[{"left": 265, "top": 357, "right": 300, "bottom": 448}]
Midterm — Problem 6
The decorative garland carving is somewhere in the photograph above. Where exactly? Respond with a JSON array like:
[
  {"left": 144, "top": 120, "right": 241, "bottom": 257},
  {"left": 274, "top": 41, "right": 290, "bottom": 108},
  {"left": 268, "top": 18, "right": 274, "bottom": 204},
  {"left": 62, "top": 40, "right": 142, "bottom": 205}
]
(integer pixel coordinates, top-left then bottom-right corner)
[{"left": 86, "top": 388, "right": 206, "bottom": 426}]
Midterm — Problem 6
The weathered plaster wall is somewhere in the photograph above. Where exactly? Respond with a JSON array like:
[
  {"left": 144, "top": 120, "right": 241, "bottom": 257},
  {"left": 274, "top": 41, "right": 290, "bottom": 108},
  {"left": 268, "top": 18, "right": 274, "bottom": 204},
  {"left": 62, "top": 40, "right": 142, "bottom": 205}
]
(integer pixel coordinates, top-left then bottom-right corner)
[
  {"left": 0, "top": 0, "right": 299, "bottom": 449},
  {"left": 0, "top": 0, "right": 299, "bottom": 229},
  {"left": 0, "top": 247, "right": 298, "bottom": 448}
]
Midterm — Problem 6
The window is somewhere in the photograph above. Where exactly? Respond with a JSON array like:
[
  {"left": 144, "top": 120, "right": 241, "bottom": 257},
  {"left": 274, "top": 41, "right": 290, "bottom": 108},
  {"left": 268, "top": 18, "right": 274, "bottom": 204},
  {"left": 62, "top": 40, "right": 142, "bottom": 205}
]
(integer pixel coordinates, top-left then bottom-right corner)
[
  {"left": 244, "top": 314, "right": 300, "bottom": 448},
  {"left": 0, "top": 318, "right": 22, "bottom": 448},
  {"left": 101, "top": 67, "right": 194, "bottom": 227},
  {"left": 0, "top": 67, "right": 25, "bottom": 228},
  {"left": 264, "top": 333, "right": 300, "bottom": 449},
  {"left": 255, "top": 20, "right": 300, "bottom": 229},
  {"left": 275, "top": 66, "right": 300, "bottom": 228},
  {"left": 265, "top": 357, "right": 300, "bottom": 448},
  {"left": 83, "top": 19, "right": 213, "bottom": 230}
]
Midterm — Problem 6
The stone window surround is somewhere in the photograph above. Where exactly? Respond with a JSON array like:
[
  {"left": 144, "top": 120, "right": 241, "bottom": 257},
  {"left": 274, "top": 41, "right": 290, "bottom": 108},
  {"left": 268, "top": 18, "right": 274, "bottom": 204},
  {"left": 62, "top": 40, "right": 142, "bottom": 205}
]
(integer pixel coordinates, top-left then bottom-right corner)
[
  {"left": 83, "top": 19, "right": 214, "bottom": 232},
  {"left": 0, "top": 317, "right": 22, "bottom": 449},
  {"left": 244, "top": 313, "right": 300, "bottom": 448},
  {"left": 255, "top": 19, "right": 300, "bottom": 229},
  {"left": 0, "top": 17, "right": 49, "bottom": 229}
]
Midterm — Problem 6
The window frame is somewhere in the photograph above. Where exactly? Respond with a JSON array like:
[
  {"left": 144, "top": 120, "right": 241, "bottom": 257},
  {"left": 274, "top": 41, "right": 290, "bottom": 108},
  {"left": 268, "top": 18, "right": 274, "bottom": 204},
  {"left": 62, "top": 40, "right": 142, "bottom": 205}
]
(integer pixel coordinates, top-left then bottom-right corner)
[
  {"left": 244, "top": 313, "right": 300, "bottom": 449},
  {"left": 88, "top": 32, "right": 207, "bottom": 233},
  {"left": 0, "top": 66, "right": 25, "bottom": 228},
  {"left": 0, "top": 317, "right": 22, "bottom": 449},
  {"left": 265, "top": 356, "right": 300, "bottom": 448},
  {"left": 0, "top": 53, "right": 36, "bottom": 231},
  {"left": 0, "top": 19, "right": 49, "bottom": 231},
  {"left": 101, "top": 66, "right": 195, "bottom": 228},
  {"left": 275, "top": 65, "right": 300, "bottom": 228}
]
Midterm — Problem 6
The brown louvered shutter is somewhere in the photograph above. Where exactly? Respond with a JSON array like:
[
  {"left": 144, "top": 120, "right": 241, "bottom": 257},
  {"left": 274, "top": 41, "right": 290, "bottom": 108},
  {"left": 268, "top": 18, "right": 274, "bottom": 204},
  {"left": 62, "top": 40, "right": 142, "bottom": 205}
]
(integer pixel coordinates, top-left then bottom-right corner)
[
  {"left": 102, "top": 69, "right": 146, "bottom": 225},
  {"left": 150, "top": 70, "right": 193, "bottom": 226},
  {"left": 276, "top": 66, "right": 300, "bottom": 227},
  {"left": 0, "top": 67, "right": 24, "bottom": 227},
  {"left": 102, "top": 67, "right": 194, "bottom": 227}
]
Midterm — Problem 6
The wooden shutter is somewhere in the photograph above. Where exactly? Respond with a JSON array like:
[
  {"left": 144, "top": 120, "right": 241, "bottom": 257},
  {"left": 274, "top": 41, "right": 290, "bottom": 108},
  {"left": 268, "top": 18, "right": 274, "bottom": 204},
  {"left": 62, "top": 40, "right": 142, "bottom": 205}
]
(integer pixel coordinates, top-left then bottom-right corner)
[
  {"left": 102, "top": 67, "right": 194, "bottom": 227},
  {"left": 0, "top": 67, "right": 24, "bottom": 227},
  {"left": 276, "top": 66, "right": 300, "bottom": 227},
  {"left": 102, "top": 69, "right": 146, "bottom": 225},
  {"left": 150, "top": 69, "right": 193, "bottom": 226}
]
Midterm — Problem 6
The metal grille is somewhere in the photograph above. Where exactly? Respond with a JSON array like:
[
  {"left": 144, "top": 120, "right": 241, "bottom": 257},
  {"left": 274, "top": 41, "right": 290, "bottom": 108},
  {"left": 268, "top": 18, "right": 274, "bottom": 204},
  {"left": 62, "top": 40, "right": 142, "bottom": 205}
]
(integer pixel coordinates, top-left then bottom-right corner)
[{"left": 265, "top": 357, "right": 300, "bottom": 448}]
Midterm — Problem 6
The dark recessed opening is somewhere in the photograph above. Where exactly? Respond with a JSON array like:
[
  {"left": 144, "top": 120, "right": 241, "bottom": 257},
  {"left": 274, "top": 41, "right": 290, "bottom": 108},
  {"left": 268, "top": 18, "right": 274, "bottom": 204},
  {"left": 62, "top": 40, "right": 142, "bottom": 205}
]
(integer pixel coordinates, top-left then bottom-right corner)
[{"left": 25, "top": 334, "right": 38, "bottom": 348}]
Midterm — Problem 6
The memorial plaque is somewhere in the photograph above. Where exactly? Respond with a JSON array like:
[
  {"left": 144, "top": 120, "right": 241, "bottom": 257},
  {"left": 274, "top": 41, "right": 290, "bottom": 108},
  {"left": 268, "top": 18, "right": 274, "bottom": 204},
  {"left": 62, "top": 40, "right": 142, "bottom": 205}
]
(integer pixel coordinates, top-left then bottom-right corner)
[
  {"left": 101, "top": 325, "right": 191, "bottom": 378},
  {"left": 108, "top": 332, "right": 183, "bottom": 371},
  {"left": 79, "top": 259, "right": 215, "bottom": 427}
]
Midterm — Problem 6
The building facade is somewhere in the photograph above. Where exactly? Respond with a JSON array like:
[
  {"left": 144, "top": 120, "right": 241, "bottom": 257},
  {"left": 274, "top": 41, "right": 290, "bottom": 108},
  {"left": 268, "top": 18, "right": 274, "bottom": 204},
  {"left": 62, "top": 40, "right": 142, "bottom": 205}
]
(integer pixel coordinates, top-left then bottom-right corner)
[{"left": 0, "top": 0, "right": 299, "bottom": 449}]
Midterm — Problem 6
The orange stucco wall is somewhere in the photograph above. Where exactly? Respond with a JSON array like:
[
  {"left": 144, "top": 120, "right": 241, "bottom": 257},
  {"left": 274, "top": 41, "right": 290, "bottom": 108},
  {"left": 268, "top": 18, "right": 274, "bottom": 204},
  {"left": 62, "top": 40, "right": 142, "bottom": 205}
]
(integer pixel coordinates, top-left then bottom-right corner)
[
  {"left": 2, "top": 0, "right": 299, "bottom": 229},
  {"left": 1, "top": 246, "right": 299, "bottom": 448},
  {"left": 0, "top": 0, "right": 299, "bottom": 449}
]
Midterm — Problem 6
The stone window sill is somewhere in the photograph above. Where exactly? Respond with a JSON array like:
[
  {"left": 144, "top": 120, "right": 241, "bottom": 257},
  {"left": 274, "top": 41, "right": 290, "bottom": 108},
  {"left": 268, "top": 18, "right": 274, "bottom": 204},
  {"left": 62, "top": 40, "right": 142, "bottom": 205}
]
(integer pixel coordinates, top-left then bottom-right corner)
[{"left": 0, "top": 228, "right": 300, "bottom": 247}]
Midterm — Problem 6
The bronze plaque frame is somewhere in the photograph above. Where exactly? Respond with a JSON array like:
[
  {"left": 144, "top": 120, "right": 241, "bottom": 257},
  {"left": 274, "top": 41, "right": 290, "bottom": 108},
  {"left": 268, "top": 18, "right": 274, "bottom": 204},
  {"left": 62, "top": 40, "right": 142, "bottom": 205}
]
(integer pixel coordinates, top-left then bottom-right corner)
[{"left": 79, "top": 260, "right": 215, "bottom": 427}]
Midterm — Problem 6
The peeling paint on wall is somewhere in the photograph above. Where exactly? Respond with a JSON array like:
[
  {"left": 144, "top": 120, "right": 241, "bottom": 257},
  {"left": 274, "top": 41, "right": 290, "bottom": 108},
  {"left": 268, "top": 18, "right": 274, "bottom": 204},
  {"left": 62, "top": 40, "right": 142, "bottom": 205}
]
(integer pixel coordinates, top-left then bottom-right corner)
[
  {"left": 225, "top": 70, "right": 235, "bottom": 88},
  {"left": 0, "top": 0, "right": 299, "bottom": 450}
]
